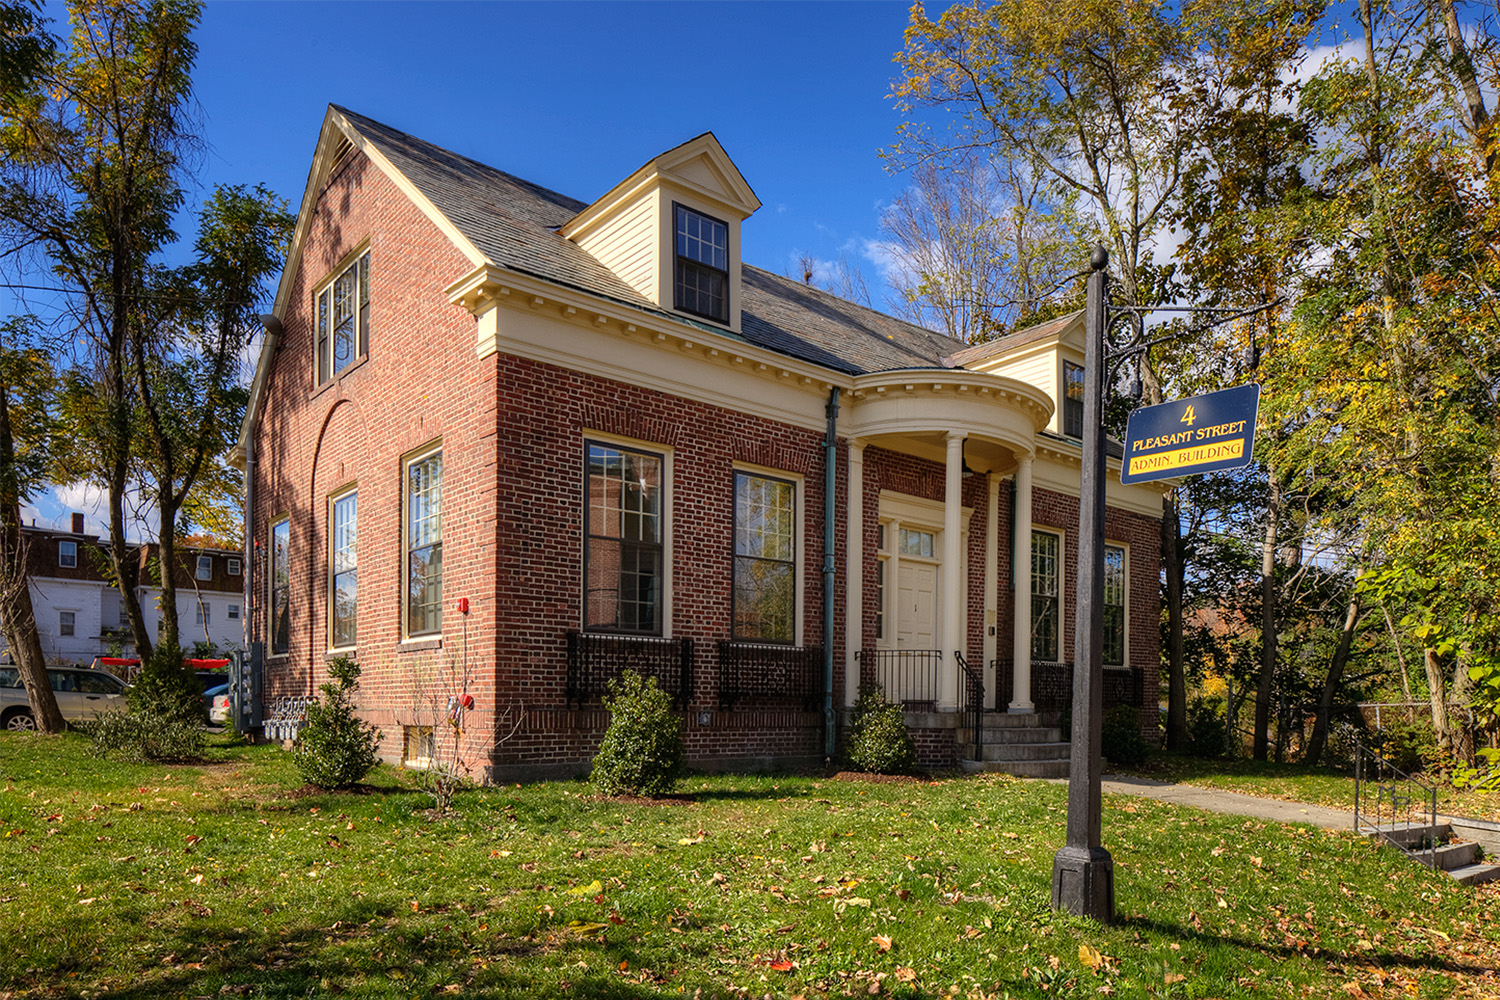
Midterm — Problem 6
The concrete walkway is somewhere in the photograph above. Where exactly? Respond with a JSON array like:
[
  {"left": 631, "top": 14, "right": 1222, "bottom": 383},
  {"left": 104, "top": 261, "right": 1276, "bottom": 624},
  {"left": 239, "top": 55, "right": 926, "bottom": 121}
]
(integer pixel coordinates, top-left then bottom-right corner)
[{"left": 1098, "top": 774, "right": 1358, "bottom": 831}]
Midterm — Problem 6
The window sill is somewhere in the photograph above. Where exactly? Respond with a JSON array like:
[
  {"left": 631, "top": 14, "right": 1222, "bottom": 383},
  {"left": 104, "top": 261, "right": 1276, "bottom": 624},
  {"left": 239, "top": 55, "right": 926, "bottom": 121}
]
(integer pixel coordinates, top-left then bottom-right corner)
[
  {"left": 397, "top": 637, "right": 443, "bottom": 652},
  {"left": 325, "top": 647, "right": 357, "bottom": 661},
  {"left": 309, "top": 354, "right": 370, "bottom": 398}
]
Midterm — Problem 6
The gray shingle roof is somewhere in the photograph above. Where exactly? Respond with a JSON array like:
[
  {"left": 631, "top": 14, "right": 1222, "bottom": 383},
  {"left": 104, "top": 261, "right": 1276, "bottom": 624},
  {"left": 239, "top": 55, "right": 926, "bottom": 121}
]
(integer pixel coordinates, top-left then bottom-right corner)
[{"left": 336, "top": 107, "right": 967, "bottom": 376}]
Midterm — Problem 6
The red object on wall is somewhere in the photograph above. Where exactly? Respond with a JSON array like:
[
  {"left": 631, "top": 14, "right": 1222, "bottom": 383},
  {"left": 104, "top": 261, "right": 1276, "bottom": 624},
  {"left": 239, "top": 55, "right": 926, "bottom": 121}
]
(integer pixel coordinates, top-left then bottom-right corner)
[
  {"left": 460, "top": 694, "right": 474, "bottom": 709},
  {"left": 456, "top": 597, "right": 469, "bottom": 615}
]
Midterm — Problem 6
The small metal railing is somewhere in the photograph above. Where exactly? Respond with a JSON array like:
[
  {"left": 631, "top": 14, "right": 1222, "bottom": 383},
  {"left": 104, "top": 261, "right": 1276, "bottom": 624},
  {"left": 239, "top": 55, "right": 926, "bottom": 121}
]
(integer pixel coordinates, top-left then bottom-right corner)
[
  {"left": 566, "top": 631, "right": 694, "bottom": 706},
  {"left": 263, "top": 696, "right": 314, "bottom": 742},
  {"left": 1026, "top": 661, "right": 1143, "bottom": 717},
  {"left": 856, "top": 649, "right": 942, "bottom": 708},
  {"left": 1354, "top": 739, "right": 1440, "bottom": 868},
  {"left": 716, "top": 641, "right": 822, "bottom": 710},
  {"left": 957, "top": 650, "right": 983, "bottom": 755}
]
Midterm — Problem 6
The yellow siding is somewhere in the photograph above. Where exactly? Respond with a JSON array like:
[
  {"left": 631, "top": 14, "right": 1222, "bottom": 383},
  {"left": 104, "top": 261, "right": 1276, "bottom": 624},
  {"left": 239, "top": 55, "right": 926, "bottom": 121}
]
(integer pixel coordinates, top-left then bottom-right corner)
[
  {"left": 988, "top": 352, "right": 1059, "bottom": 430},
  {"left": 574, "top": 190, "right": 659, "bottom": 304}
]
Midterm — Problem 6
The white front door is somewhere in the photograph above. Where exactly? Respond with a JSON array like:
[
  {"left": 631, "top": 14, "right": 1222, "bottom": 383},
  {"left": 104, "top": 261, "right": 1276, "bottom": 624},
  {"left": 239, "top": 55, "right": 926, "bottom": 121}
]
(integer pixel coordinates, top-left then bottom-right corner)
[{"left": 887, "top": 560, "right": 938, "bottom": 702}]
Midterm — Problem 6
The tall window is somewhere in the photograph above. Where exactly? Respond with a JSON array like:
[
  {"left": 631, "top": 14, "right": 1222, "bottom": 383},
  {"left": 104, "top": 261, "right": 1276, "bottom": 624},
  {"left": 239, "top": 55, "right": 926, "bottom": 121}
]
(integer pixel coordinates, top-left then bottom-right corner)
[
  {"left": 316, "top": 250, "right": 371, "bottom": 384},
  {"left": 330, "top": 492, "right": 358, "bottom": 648},
  {"left": 1031, "top": 529, "right": 1061, "bottom": 662},
  {"left": 585, "top": 442, "right": 663, "bottom": 634},
  {"left": 196, "top": 555, "right": 213, "bottom": 580},
  {"left": 195, "top": 602, "right": 210, "bottom": 626},
  {"left": 58, "top": 540, "right": 77, "bottom": 568},
  {"left": 733, "top": 472, "right": 796, "bottom": 642},
  {"left": 270, "top": 519, "right": 290, "bottom": 655},
  {"left": 59, "top": 611, "right": 75, "bottom": 637},
  {"left": 1103, "top": 544, "right": 1126, "bottom": 666},
  {"left": 406, "top": 449, "right": 443, "bottom": 636},
  {"left": 1063, "top": 361, "right": 1085, "bottom": 438},
  {"left": 674, "top": 205, "right": 728, "bottom": 323}
]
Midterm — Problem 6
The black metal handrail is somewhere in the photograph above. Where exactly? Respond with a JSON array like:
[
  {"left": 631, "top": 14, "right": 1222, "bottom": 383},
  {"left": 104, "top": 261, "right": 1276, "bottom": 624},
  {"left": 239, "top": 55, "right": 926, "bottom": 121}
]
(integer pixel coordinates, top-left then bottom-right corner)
[
  {"left": 566, "top": 631, "right": 694, "bottom": 706},
  {"left": 717, "top": 641, "right": 822, "bottom": 710},
  {"left": 1354, "top": 739, "right": 1439, "bottom": 868},
  {"left": 956, "top": 650, "right": 983, "bottom": 755},
  {"left": 856, "top": 649, "right": 942, "bottom": 708}
]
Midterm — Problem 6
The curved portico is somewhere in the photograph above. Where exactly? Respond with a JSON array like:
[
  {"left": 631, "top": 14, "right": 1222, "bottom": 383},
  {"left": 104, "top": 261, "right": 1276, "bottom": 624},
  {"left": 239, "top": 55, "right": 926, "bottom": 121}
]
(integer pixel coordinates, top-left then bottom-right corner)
[{"left": 841, "top": 370, "right": 1053, "bottom": 715}]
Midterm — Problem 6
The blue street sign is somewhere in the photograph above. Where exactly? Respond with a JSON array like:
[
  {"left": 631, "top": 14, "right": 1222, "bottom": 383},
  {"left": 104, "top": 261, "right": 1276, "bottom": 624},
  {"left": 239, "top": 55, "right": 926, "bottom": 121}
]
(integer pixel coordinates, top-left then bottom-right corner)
[{"left": 1120, "top": 384, "right": 1261, "bottom": 485}]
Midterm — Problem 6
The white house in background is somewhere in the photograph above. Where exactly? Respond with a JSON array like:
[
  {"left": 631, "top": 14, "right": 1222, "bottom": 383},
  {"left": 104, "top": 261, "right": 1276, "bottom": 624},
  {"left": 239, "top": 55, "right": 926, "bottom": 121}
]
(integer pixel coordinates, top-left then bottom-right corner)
[{"left": 0, "top": 513, "right": 244, "bottom": 665}]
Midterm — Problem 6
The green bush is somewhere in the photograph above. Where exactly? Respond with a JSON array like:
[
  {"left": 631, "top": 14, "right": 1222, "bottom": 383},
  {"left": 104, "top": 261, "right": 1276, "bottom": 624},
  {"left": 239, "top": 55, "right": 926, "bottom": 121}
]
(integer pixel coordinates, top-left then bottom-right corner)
[
  {"left": 128, "top": 642, "right": 204, "bottom": 724},
  {"left": 293, "top": 656, "right": 381, "bottom": 789},
  {"left": 845, "top": 685, "right": 915, "bottom": 774},
  {"left": 1373, "top": 716, "right": 1434, "bottom": 774},
  {"left": 591, "top": 671, "right": 683, "bottom": 797},
  {"left": 81, "top": 708, "right": 205, "bottom": 763},
  {"left": 1186, "top": 697, "right": 1228, "bottom": 759},
  {"left": 1102, "top": 704, "right": 1149, "bottom": 766}
]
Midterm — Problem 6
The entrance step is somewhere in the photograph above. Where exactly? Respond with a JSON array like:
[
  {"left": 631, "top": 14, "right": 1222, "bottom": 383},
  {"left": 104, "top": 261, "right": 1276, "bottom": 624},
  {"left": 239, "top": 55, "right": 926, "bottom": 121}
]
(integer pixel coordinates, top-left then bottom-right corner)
[
  {"left": 960, "top": 757, "right": 1069, "bottom": 779},
  {"left": 1448, "top": 862, "right": 1500, "bottom": 886},
  {"left": 1363, "top": 822, "right": 1500, "bottom": 886}
]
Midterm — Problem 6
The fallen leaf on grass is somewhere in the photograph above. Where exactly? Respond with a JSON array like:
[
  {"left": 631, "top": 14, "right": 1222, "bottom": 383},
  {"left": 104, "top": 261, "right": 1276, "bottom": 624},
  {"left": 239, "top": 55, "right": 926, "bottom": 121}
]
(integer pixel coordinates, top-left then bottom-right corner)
[
  {"left": 768, "top": 959, "right": 795, "bottom": 972},
  {"left": 872, "top": 934, "right": 892, "bottom": 952},
  {"left": 1165, "top": 972, "right": 1185, "bottom": 984},
  {"left": 565, "top": 920, "right": 608, "bottom": 934},
  {"left": 568, "top": 880, "right": 602, "bottom": 896},
  {"left": 1079, "top": 944, "right": 1103, "bottom": 970},
  {"left": 895, "top": 967, "right": 916, "bottom": 983},
  {"left": 678, "top": 834, "right": 705, "bottom": 845}
]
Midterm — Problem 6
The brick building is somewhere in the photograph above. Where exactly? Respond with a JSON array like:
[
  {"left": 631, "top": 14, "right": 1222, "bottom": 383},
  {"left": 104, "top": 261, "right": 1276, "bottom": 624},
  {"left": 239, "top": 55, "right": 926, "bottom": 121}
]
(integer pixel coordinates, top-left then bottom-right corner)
[{"left": 234, "top": 107, "right": 1169, "bottom": 780}]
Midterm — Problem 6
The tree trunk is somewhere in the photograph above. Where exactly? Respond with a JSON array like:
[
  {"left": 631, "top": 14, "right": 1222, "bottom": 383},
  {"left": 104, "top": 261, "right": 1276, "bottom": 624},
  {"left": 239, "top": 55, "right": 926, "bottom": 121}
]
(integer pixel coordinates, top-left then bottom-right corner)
[
  {"left": 1163, "top": 489, "right": 1187, "bottom": 750},
  {"left": 1380, "top": 601, "right": 1414, "bottom": 703},
  {"left": 1253, "top": 474, "right": 1280, "bottom": 760},
  {"left": 155, "top": 485, "right": 181, "bottom": 655},
  {"left": 1424, "top": 647, "right": 1451, "bottom": 753},
  {"left": 0, "top": 383, "right": 64, "bottom": 733},
  {"left": 1435, "top": 0, "right": 1492, "bottom": 171},
  {"left": 1307, "top": 595, "right": 1360, "bottom": 766}
]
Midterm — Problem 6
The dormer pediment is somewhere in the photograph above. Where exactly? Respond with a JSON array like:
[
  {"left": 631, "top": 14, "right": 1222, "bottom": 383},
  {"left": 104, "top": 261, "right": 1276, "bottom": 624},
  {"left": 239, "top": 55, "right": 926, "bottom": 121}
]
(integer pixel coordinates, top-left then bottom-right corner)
[
  {"left": 949, "top": 310, "right": 1086, "bottom": 437},
  {"left": 561, "top": 133, "right": 759, "bottom": 333}
]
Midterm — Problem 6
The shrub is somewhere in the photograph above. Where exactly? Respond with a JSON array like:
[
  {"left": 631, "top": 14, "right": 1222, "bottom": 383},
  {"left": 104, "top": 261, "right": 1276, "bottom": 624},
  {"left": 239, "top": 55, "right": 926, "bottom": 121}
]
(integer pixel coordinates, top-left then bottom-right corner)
[
  {"left": 128, "top": 642, "right": 204, "bottom": 724},
  {"left": 1373, "top": 716, "right": 1434, "bottom": 774},
  {"left": 1102, "top": 704, "right": 1149, "bottom": 766},
  {"left": 591, "top": 670, "right": 683, "bottom": 797},
  {"left": 81, "top": 708, "right": 205, "bottom": 763},
  {"left": 845, "top": 684, "right": 915, "bottom": 774},
  {"left": 293, "top": 656, "right": 381, "bottom": 789},
  {"left": 1185, "top": 697, "right": 1228, "bottom": 759}
]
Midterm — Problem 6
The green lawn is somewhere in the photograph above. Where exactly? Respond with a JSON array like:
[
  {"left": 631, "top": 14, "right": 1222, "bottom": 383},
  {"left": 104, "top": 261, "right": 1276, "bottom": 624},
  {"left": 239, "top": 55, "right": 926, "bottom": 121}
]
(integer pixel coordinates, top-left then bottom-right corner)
[
  {"left": 1, "top": 733, "right": 1497, "bottom": 999},
  {"left": 1112, "top": 752, "right": 1500, "bottom": 823}
]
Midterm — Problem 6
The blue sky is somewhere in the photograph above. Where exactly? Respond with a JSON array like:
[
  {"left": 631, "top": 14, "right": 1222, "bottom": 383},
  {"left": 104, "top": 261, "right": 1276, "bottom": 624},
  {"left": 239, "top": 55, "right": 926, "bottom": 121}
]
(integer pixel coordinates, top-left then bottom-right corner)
[{"left": 29, "top": 0, "right": 928, "bottom": 535}]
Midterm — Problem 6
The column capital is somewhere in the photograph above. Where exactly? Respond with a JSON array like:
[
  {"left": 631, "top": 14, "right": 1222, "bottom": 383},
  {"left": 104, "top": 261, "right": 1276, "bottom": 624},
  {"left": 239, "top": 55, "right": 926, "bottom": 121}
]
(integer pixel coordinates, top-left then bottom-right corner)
[
  {"left": 847, "top": 436, "right": 867, "bottom": 453},
  {"left": 945, "top": 430, "right": 968, "bottom": 444}
]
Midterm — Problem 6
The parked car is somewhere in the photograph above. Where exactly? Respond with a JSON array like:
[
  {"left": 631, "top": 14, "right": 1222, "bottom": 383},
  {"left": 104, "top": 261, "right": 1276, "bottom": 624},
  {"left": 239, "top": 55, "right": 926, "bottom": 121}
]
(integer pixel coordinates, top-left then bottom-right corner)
[
  {"left": 202, "top": 683, "right": 230, "bottom": 725},
  {"left": 0, "top": 666, "right": 128, "bottom": 730},
  {"left": 194, "top": 670, "right": 228, "bottom": 695}
]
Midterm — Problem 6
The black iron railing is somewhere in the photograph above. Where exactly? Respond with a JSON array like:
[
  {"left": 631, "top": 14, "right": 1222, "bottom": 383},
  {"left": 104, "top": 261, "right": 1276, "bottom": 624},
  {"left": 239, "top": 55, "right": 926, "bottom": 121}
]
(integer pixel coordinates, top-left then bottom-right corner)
[
  {"left": 1354, "top": 739, "right": 1439, "bottom": 869},
  {"left": 957, "top": 650, "right": 983, "bottom": 755},
  {"left": 1023, "top": 661, "right": 1143, "bottom": 718},
  {"left": 856, "top": 649, "right": 943, "bottom": 708},
  {"left": 717, "top": 641, "right": 823, "bottom": 710},
  {"left": 566, "top": 631, "right": 694, "bottom": 706}
]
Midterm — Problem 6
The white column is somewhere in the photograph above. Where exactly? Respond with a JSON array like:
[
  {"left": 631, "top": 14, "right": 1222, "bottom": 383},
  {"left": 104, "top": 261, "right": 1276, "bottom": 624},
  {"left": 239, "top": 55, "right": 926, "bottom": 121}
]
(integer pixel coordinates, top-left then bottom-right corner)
[
  {"left": 1011, "top": 454, "right": 1035, "bottom": 712},
  {"left": 940, "top": 431, "right": 965, "bottom": 711},
  {"left": 983, "top": 472, "right": 999, "bottom": 710},
  {"left": 843, "top": 439, "right": 865, "bottom": 708}
]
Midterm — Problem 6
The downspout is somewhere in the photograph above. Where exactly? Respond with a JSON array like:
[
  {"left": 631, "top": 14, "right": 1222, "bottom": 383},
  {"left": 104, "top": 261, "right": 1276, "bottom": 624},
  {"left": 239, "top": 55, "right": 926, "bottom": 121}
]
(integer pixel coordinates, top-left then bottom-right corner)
[
  {"left": 823, "top": 388, "right": 840, "bottom": 758},
  {"left": 243, "top": 315, "right": 281, "bottom": 653}
]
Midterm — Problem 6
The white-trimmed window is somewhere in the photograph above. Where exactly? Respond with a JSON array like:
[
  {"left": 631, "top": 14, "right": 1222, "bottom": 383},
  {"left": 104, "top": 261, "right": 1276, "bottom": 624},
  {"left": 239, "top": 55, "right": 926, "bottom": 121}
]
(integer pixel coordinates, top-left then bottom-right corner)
[
  {"left": 405, "top": 448, "right": 443, "bottom": 637},
  {"left": 196, "top": 602, "right": 210, "bottom": 626},
  {"left": 228, "top": 604, "right": 240, "bottom": 621},
  {"left": 227, "top": 558, "right": 241, "bottom": 576},
  {"left": 59, "top": 540, "right": 77, "bottom": 568},
  {"left": 674, "top": 204, "right": 728, "bottom": 323},
  {"left": 330, "top": 491, "right": 358, "bottom": 648},
  {"left": 1104, "top": 544, "right": 1127, "bottom": 667},
  {"left": 270, "top": 518, "right": 290, "bottom": 655},
  {"left": 1031, "top": 529, "right": 1062, "bottom": 662},
  {"left": 315, "top": 249, "right": 371, "bottom": 384},
  {"left": 584, "top": 441, "right": 663, "bottom": 634},
  {"left": 196, "top": 555, "right": 212, "bottom": 581},
  {"left": 732, "top": 471, "right": 796, "bottom": 642},
  {"left": 59, "top": 611, "right": 75, "bottom": 637},
  {"left": 1063, "top": 360, "right": 1085, "bottom": 438}
]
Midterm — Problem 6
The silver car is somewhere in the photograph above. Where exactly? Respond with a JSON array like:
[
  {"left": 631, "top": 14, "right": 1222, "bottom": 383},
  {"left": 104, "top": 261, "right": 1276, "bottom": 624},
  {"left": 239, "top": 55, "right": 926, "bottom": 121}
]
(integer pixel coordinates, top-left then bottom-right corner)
[{"left": 0, "top": 666, "right": 128, "bottom": 730}]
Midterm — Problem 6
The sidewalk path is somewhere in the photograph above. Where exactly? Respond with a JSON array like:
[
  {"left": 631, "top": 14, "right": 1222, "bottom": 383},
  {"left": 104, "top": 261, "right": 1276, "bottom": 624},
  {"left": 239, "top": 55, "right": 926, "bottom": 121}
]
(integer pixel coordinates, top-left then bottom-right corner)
[{"left": 1099, "top": 774, "right": 1357, "bottom": 831}]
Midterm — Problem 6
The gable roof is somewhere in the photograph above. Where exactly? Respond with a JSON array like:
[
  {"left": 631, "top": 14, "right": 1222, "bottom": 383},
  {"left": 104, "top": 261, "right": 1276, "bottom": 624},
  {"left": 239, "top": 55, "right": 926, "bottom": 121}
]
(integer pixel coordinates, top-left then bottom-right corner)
[
  {"left": 334, "top": 106, "right": 966, "bottom": 376},
  {"left": 943, "top": 310, "right": 1084, "bottom": 368}
]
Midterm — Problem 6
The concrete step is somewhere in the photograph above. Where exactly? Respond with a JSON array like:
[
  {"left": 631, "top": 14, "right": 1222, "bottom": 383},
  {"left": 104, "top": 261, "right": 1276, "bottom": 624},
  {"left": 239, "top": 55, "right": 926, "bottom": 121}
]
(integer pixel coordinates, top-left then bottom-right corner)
[
  {"left": 961, "top": 726, "right": 1063, "bottom": 744},
  {"left": 1448, "top": 862, "right": 1500, "bottom": 887},
  {"left": 972, "top": 741, "right": 1073, "bottom": 763},
  {"left": 1410, "top": 841, "right": 1482, "bottom": 872},
  {"left": 960, "top": 758, "right": 1070, "bottom": 779},
  {"left": 1362, "top": 822, "right": 1453, "bottom": 850},
  {"left": 974, "top": 712, "right": 1049, "bottom": 728}
]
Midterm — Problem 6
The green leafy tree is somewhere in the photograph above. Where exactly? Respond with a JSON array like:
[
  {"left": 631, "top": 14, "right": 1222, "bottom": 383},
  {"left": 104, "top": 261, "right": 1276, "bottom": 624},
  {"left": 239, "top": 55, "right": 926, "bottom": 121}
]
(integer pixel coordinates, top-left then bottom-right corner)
[{"left": 294, "top": 656, "right": 381, "bottom": 790}]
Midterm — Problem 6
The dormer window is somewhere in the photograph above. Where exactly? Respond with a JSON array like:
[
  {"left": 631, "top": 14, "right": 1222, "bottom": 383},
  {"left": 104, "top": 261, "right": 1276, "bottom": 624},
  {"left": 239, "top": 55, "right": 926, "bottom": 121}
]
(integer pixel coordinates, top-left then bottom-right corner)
[
  {"left": 1063, "top": 360, "right": 1085, "bottom": 438},
  {"left": 674, "top": 205, "right": 728, "bottom": 324}
]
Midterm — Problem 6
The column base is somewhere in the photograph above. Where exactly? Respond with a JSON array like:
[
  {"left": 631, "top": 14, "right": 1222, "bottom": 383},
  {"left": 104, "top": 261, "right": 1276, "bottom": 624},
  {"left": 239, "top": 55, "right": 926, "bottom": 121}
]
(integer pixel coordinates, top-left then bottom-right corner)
[
  {"left": 1007, "top": 703, "right": 1035, "bottom": 714},
  {"left": 1051, "top": 844, "right": 1114, "bottom": 922}
]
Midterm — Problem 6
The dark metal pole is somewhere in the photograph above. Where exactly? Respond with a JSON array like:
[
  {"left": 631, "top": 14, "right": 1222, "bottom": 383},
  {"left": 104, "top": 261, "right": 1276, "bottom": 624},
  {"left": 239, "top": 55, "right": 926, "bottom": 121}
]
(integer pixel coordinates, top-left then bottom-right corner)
[
  {"left": 823, "top": 388, "right": 840, "bottom": 758},
  {"left": 1051, "top": 246, "right": 1115, "bottom": 922}
]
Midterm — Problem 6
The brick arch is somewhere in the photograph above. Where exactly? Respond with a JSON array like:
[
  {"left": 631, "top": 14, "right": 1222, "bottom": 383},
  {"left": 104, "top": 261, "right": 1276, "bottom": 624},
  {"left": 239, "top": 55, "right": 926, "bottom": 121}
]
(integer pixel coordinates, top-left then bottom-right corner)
[{"left": 305, "top": 393, "right": 371, "bottom": 691}]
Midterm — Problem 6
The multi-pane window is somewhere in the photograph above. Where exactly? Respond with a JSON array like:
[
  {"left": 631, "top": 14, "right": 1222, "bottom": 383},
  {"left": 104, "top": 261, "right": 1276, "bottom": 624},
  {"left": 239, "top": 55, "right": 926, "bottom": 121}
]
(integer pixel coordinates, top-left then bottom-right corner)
[
  {"left": 1103, "top": 545, "right": 1126, "bottom": 666},
  {"left": 196, "top": 602, "right": 210, "bottom": 626},
  {"left": 270, "top": 519, "right": 290, "bottom": 655},
  {"left": 228, "top": 604, "right": 241, "bottom": 621},
  {"left": 58, "top": 540, "right": 77, "bottom": 568},
  {"left": 1063, "top": 361, "right": 1085, "bottom": 438},
  {"left": 733, "top": 472, "right": 796, "bottom": 642},
  {"left": 330, "top": 492, "right": 358, "bottom": 648},
  {"left": 899, "top": 528, "right": 935, "bottom": 558},
  {"left": 227, "top": 558, "right": 241, "bottom": 576},
  {"left": 674, "top": 205, "right": 728, "bottom": 323},
  {"left": 585, "top": 442, "right": 663, "bottom": 634},
  {"left": 196, "top": 555, "right": 212, "bottom": 581},
  {"left": 406, "top": 450, "right": 443, "bottom": 636},
  {"left": 59, "top": 611, "right": 75, "bottom": 637},
  {"left": 316, "top": 250, "right": 371, "bottom": 384},
  {"left": 1031, "top": 530, "right": 1061, "bottom": 662}
]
